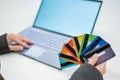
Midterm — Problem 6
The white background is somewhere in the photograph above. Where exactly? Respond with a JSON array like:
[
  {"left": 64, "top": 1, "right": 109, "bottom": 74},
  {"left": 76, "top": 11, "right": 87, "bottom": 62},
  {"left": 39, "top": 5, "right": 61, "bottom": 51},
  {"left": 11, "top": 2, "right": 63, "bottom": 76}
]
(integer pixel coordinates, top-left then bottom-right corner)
[{"left": 0, "top": 0, "right": 120, "bottom": 80}]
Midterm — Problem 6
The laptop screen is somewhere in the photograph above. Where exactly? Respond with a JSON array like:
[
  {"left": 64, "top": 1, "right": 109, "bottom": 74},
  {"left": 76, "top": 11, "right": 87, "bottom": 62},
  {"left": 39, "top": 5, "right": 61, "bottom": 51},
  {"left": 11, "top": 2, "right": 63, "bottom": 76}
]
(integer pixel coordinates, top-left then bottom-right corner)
[{"left": 33, "top": 0, "right": 102, "bottom": 36}]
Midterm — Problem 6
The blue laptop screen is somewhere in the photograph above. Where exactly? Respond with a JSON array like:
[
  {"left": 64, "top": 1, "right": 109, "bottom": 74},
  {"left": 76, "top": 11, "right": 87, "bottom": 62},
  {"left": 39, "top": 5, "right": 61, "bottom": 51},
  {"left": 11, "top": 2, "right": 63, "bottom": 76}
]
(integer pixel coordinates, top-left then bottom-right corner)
[{"left": 33, "top": 0, "right": 102, "bottom": 36}]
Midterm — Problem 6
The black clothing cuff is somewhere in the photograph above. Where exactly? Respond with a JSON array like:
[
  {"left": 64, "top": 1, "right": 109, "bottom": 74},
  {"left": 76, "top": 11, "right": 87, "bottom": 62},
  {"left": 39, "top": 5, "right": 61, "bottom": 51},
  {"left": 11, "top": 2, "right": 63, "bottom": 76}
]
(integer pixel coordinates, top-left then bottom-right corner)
[
  {"left": 0, "top": 34, "right": 10, "bottom": 54},
  {"left": 69, "top": 63, "right": 103, "bottom": 80}
]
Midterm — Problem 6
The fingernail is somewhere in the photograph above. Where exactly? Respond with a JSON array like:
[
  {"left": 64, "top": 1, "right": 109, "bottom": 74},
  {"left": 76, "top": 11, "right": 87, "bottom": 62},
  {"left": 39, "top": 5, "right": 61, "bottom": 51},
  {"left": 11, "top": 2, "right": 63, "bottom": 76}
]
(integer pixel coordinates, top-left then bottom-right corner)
[
  {"left": 94, "top": 53, "right": 98, "bottom": 56},
  {"left": 20, "top": 46, "right": 24, "bottom": 50},
  {"left": 93, "top": 53, "right": 99, "bottom": 58}
]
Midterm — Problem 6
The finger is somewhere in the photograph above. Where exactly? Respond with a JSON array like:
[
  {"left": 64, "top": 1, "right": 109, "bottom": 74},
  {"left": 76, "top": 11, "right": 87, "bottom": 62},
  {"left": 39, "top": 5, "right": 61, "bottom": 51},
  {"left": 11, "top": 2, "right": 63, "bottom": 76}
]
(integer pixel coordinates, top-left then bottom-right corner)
[
  {"left": 17, "top": 35, "right": 33, "bottom": 44},
  {"left": 9, "top": 45, "right": 24, "bottom": 51},
  {"left": 6, "top": 33, "right": 16, "bottom": 44},
  {"left": 88, "top": 53, "right": 99, "bottom": 65},
  {"left": 13, "top": 37, "right": 30, "bottom": 48},
  {"left": 96, "top": 62, "right": 106, "bottom": 75}
]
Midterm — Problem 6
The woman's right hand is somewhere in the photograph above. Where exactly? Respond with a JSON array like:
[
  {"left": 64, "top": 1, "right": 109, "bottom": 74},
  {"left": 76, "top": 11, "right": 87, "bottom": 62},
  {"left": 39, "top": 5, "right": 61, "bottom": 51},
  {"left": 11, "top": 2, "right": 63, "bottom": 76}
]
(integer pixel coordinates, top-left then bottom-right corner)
[{"left": 6, "top": 33, "right": 33, "bottom": 51}]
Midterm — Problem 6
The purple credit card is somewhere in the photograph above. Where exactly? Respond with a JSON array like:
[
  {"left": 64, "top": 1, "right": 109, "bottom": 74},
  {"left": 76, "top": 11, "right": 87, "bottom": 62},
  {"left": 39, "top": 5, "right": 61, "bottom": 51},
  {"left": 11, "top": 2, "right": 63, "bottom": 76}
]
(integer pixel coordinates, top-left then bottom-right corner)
[{"left": 84, "top": 43, "right": 116, "bottom": 65}]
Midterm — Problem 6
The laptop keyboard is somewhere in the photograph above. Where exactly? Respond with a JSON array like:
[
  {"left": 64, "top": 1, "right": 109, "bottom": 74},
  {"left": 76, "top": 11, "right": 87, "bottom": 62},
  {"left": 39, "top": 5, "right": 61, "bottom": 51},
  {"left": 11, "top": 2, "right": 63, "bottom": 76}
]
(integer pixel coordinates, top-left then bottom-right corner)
[{"left": 21, "top": 29, "right": 70, "bottom": 51}]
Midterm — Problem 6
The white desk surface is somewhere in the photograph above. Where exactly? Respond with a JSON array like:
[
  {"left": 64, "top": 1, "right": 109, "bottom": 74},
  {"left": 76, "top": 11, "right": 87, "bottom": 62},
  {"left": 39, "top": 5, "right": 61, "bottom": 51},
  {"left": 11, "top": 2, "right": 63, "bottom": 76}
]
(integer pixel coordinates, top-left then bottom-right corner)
[{"left": 0, "top": 0, "right": 120, "bottom": 80}]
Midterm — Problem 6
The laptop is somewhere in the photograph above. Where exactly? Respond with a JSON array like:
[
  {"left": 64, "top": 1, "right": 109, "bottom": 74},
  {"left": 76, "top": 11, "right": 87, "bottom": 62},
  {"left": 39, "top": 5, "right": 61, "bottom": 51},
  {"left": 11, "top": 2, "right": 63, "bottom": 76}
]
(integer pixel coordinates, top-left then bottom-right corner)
[{"left": 19, "top": 0, "right": 102, "bottom": 69}]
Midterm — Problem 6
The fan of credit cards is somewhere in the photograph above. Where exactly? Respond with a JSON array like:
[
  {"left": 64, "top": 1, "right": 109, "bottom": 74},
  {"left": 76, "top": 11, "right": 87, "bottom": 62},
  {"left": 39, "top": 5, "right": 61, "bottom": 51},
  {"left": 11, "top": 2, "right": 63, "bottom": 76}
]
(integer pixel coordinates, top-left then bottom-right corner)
[{"left": 59, "top": 34, "right": 115, "bottom": 69}]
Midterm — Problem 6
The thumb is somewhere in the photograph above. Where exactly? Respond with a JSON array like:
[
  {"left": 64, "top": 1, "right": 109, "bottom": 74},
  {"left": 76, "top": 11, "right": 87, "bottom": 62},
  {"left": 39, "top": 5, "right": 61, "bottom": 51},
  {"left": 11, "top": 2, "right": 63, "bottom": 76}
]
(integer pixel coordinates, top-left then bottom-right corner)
[
  {"left": 9, "top": 45, "right": 24, "bottom": 51},
  {"left": 88, "top": 53, "right": 99, "bottom": 65}
]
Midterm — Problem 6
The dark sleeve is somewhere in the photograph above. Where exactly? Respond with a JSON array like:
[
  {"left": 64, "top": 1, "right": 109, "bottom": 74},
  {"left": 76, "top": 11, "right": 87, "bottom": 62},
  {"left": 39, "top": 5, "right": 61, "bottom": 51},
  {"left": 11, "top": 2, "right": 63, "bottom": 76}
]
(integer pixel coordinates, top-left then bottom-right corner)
[
  {"left": 0, "top": 74, "right": 4, "bottom": 80},
  {"left": 69, "top": 63, "right": 103, "bottom": 80},
  {"left": 0, "top": 34, "right": 10, "bottom": 54}
]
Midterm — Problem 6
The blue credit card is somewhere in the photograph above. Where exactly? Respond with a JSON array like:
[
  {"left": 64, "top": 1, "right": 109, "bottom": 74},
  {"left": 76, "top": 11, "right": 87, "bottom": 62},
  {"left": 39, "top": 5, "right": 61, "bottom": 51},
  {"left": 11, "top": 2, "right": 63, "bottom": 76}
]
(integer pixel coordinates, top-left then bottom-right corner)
[{"left": 80, "top": 36, "right": 106, "bottom": 56}]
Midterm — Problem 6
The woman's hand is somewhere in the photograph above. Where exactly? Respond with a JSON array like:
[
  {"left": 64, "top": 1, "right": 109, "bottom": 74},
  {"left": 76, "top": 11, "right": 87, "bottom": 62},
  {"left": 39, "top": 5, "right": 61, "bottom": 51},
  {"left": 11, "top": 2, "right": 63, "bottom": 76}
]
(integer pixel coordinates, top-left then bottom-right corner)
[
  {"left": 88, "top": 54, "right": 106, "bottom": 75},
  {"left": 6, "top": 33, "right": 33, "bottom": 51}
]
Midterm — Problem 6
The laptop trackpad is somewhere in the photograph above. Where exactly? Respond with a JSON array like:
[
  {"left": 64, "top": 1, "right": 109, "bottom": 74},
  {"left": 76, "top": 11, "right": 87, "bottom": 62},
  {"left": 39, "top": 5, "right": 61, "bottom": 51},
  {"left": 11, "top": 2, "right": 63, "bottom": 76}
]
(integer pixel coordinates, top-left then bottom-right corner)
[
  {"left": 23, "top": 45, "right": 61, "bottom": 68},
  {"left": 25, "top": 45, "right": 46, "bottom": 58}
]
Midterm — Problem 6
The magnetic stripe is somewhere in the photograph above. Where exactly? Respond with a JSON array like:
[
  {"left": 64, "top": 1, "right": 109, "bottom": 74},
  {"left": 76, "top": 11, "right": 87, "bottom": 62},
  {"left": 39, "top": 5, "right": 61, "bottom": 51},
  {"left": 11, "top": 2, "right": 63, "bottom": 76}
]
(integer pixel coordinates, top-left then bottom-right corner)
[
  {"left": 81, "top": 36, "right": 102, "bottom": 56},
  {"left": 60, "top": 53, "right": 77, "bottom": 61},
  {"left": 61, "top": 62, "right": 75, "bottom": 67},
  {"left": 74, "top": 37, "right": 80, "bottom": 52},
  {"left": 81, "top": 34, "right": 89, "bottom": 52},
  {"left": 84, "top": 43, "right": 110, "bottom": 59},
  {"left": 86, "top": 36, "right": 102, "bottom": 53},
  {"left": 65, "top": 44, "right": 77, "bottom": 57}
]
